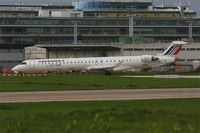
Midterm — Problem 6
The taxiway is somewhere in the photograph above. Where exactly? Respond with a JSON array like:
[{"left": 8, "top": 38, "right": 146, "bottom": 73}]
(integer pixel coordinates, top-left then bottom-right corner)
[{"left": 0, "top": 88, "right": 199, "bottom": 103}]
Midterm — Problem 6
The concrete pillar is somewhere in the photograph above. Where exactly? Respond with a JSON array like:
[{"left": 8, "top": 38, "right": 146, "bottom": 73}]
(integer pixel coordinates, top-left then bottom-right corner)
[
  {"left": 73, "top": 21, "right": 78, "bottom": 44},
  {"left": 129, "top": 16, "right": 133, "bottom": 37},
  {"left": 188, "top": 21, "right": 193, "bottom": 41}
]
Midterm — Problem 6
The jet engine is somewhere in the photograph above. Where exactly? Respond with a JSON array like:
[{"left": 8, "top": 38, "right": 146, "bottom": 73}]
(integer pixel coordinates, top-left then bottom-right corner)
[{"left": 141, "top": 55, "right": 159, "bottom": 62}]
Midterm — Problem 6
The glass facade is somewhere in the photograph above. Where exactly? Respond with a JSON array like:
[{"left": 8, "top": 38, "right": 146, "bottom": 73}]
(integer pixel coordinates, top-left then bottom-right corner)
[
  {"left": 0, "top": 17, "right": 199, "bottom": 46},
  {"left": 73, "top": 1, "right": 151, "bottom": 10},
  {"left": 73, "top": 1, "right": 196, "bottom": 18}
]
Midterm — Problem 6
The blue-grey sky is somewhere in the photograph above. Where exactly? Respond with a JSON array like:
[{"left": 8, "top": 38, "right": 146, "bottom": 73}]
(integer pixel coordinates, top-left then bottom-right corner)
[{"left": 0, "top": 0, "right": 199, "bottom": 16}]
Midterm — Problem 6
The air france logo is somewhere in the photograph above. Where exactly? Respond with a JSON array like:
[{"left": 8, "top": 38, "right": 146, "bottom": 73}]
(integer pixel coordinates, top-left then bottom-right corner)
[{"left": 39, "top": 60, "right": 65, "bottom": 66}]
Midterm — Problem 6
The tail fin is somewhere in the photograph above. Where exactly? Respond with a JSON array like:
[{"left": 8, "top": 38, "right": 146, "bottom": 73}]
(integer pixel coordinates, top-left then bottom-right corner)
[{"left": 162, "top": 41, "right": 188, "bottom": 56}]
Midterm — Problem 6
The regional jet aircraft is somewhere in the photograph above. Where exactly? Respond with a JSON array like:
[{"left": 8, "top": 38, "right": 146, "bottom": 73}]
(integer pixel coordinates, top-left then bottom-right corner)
[{"left": 12, "top": 41, "right": 188, "bottom": 74}]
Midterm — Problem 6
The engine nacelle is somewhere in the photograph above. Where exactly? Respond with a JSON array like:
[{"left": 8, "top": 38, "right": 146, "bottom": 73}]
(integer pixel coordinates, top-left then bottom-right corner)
[{"left": 141, "top": 55, "right": 159, "bottom": 62}]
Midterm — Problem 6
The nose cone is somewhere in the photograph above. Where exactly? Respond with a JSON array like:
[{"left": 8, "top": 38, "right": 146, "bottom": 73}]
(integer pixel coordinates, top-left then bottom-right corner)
[
  {"left": 12, "top": 66, "right": 19, "bottom": 73},
  {"left": 12, "top": 67, "right": 16, "bottom": 71}
]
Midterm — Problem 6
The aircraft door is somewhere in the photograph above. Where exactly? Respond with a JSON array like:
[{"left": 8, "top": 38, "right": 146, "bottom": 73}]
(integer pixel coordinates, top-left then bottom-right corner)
[
  {"left": 95, "top": 59, "right": 103, "bottom": 66},
  {"left": 100, "top": 59, "right": 103, "bottom": 66},
  {"left": 95, "top": 59, "right": 99, "bottom": 66},
  {"left": 30, "top": 60, "right": 35, "bottom": 69}
]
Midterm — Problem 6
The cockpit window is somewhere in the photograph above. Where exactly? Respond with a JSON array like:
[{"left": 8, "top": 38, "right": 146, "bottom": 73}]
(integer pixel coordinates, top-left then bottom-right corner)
[{"left": 21, "top": 62, "right": 27, "bottom": 65}]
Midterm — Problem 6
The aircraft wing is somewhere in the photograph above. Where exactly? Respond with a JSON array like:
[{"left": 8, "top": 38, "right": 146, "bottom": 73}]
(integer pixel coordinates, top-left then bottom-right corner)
[
  {"left": 87, "top": 65, "right": 115, "bottom": 70},
  {"left": 87, "top": 60, "right": 124, "bottom": 70},
  {"left": 152, "top": 63, "right": 168, "bottom": 68}
]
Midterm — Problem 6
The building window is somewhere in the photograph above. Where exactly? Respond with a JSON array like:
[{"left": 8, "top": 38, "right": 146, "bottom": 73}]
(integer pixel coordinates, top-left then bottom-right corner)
[
  {"left": 134, "top": 49, "right": 143, "bottom": 51},
  {"left": 187, "top": 48, "right": 196, "bottom": 51}
]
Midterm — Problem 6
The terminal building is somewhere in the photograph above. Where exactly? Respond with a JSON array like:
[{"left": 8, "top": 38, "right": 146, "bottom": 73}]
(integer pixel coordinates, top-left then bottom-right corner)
[{"left": 0, "top": 1, "right": 200, "bottom": 69}]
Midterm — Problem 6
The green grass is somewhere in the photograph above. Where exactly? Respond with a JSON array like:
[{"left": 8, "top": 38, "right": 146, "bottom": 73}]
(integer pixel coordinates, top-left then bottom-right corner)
[
  {"left": 194, "top": 66, "right": 200, "bottom": 73},
  {"left": 0, "top": 75, "right": 200, "bottom": 92},
  {"left": 0, "top": 99, "right": 199, "bottom": 133}
]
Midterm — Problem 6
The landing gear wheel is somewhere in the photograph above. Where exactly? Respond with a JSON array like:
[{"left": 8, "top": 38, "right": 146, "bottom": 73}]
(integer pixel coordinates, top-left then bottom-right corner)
[{"left": 104, "top": 71, "right": 112, "bottom": 76}]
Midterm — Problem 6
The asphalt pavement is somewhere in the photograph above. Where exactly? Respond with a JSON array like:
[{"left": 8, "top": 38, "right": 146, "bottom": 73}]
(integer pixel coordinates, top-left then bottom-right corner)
[{"left": 0, "top": 88, "right": 199, "bottom": 103}]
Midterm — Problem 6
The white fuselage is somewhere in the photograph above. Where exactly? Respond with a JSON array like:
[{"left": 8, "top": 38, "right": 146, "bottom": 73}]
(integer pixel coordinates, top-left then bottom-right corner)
[
  {"left": 12, "top": 41, "right": 188, "bottom": 74},
  {"left": 12, "top": 55, "right": 175, "bottom": 74}
]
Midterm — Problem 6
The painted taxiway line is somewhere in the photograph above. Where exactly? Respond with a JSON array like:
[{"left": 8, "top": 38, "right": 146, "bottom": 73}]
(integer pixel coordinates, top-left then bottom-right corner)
[
  {"left": 121, "top": 75, "right": 200, "bottom": 78},
  {"left": 0, "top": 88, "right": 199, "bottom": 103}
]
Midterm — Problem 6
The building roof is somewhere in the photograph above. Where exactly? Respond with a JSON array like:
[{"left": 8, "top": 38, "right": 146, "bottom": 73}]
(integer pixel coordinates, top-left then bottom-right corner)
[{"left": 35, "top": 44, "right": 121, "bottom": 50}]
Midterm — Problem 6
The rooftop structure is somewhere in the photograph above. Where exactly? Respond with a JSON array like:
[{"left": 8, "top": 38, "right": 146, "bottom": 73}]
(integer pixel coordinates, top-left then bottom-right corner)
[
  {"left": 73, "top": 1, "right": 152, "bottom": 10},
  {"left": 72, "top": 1, "right": 196, "bottom": 18},
  {"left": 0, "top": 4, "right": 78, "bottom": 17},
  {"left": 0, "top": 1, "right": 196, "bottom": 18}
]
